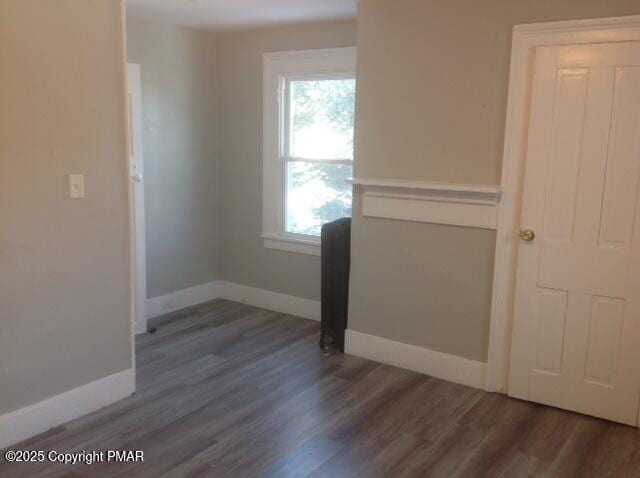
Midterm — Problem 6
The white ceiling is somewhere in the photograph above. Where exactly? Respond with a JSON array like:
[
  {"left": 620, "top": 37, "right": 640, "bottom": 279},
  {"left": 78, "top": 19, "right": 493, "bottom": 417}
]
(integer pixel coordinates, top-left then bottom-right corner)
[{"left": 126, "top": 0, "right": 357, "bottom": 31}]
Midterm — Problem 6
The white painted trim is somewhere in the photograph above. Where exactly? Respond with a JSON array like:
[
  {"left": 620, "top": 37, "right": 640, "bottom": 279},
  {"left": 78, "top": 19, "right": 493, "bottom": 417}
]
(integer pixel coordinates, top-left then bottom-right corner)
[
  {"left": 127, "top": 63, "right": 147, "bottom": 336},
  {"left": 263, "top": 47, "right": 356, "bottom": 255},
  {"left": 146, "top": 281, "right": 222, "bottom": 319},
  {"left": 262, "top": 233, "right": 321, "bottom": 256},
  {"left": 263, "top": 47, "right": 358, "bottom": 65},
  {"left": 120, "top": 5, "right": 137, "bottom": 394},
  {"left": 145, "top": 280, "right": 320, "bottom": 322},
  {"left": 361, "top": 192, "right": 499, "bottom": 230},
  {"left": 350, "top": 178, "right": 501, "bottom": 230},
  {"left": 348, "top": 177, "right": 502, "bottom": 198},
  {"left": 0, "top": 368, "right": 134, "bottom": 449},
  {"left": 345, "top": 330, "right": 487, "bottom": 390},
  {"left": 218, "top": 281, "right": 320, "bottom": 321},
  {"left": 486, "top": 15, "right": 640, "bottom": 394}
]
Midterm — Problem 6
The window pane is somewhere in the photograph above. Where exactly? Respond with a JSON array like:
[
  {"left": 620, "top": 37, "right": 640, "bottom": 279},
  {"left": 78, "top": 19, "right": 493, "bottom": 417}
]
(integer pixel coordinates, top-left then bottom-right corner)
[
  {"left": 286, "top": 162, "right": 353, "bottom": 236},
  {"left": 289, "top": 79, "right": 355, "bottom": 160}
]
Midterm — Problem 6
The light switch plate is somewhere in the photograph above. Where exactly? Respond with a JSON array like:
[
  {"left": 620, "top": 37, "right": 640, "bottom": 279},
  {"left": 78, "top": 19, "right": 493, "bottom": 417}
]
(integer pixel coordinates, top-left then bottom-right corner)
[{"left": 69, "top": 174, "right": 85, "bottom": 199}]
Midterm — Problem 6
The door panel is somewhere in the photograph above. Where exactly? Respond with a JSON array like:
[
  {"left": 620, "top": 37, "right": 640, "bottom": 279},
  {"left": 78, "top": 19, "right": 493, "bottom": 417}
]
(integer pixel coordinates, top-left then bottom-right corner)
[
  {"left": 542, "top": 69, "right": 588, "bottom": 242},
  {"left": 599, "top": 67, "right": 640, "bottom": 249},
  {"left": 572, "top": 68, "right": 615, "bottom": 246},
  {"left": 509, "top": 42, "right": 640, "bottom": 425},
  {"left": 533, "top": 289, "right": 568, "bottom": 374},
  {"left": 585, "top": 296, "right": 624, "bottom": 386}
]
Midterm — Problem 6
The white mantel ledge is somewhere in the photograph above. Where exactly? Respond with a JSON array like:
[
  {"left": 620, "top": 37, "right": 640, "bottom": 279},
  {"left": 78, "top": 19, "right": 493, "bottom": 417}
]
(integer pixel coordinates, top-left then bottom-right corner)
[{"left": 348, "top": 177, "right": 502, "bottom": 229}]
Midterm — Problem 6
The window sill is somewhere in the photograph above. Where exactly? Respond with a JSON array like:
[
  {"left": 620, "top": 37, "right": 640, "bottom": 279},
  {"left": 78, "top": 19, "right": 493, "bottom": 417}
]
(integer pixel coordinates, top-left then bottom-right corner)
[{"left": 262, "top": 233, "right": 321, "bottom": 256}]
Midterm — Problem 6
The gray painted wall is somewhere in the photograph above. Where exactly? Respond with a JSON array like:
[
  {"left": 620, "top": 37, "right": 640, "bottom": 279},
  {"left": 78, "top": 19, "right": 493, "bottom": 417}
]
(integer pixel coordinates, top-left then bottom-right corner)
[
  {"left": 217, "top": 21, "right": 357, "bottom": 301},
  {"left": 126, "top": 16, "right": 220, "bottom": 299},
  {"left": 0, "top": 0, "right": 131, "bottom": 415},
  {"left": 348, "top": 0, "right": 640, "bottom": 362}
]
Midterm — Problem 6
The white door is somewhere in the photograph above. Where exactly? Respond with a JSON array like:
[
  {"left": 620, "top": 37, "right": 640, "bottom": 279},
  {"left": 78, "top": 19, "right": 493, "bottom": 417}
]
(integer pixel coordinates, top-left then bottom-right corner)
[
  {"left": 127, "top": 63, "right": 147, "bottom": 335},
  {"left": 509, "top": 41, "right": 640, "bottom": 425}
]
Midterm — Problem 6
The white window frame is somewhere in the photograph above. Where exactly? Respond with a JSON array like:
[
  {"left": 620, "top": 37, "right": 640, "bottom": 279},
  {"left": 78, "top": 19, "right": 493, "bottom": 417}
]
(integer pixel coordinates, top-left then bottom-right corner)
[{"left": 262, "top": 47, "right": 357, "bottom": 256}]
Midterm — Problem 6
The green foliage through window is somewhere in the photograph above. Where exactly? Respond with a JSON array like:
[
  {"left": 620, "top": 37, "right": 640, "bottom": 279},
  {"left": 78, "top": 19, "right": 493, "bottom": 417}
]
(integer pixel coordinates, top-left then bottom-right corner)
[{"left": 285, "top": 78, "right": 355, "bottom": 236}]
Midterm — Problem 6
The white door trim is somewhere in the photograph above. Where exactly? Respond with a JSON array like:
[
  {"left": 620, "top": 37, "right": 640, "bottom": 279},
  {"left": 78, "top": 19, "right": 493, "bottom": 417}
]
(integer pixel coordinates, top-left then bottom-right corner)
[
  {"left": 486, "top": 15, "right": 640, "bottom": 396},
  {"left": 127, "top": 63, "right": 147, "bottom": 335}
]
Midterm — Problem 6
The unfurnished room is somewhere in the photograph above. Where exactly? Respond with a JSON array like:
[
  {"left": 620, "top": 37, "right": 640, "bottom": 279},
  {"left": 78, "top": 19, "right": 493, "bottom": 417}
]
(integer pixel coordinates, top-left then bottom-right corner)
[{"left": 3, "top": 0, "right": 640, "bottom": 476}]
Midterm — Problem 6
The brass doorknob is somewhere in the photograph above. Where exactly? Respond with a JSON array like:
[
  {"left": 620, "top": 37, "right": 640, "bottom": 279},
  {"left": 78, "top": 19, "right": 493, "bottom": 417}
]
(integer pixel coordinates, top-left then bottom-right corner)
[{"left": 519, "top": 229, "right": 535, "bottom": 242}]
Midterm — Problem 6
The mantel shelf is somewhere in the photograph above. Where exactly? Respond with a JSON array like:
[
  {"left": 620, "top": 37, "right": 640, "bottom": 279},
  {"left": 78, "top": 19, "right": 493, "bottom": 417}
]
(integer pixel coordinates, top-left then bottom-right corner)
[
  {"left": 347, "top": 177, "right": 502, "bottom": 201},
  {"left": 348, "top": 177, "right": 502, "bottom": 230}
]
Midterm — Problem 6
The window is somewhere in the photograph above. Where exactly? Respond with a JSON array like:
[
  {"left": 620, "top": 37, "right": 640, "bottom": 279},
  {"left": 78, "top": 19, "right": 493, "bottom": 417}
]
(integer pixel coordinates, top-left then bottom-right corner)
[{"left": 263, "top": 48, "right": 356, "bottom": 255}]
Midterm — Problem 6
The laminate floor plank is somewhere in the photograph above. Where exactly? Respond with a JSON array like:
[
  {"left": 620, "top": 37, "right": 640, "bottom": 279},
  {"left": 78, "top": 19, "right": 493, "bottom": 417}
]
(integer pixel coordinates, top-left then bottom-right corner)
[{"left": 2, "top": 299, "right": 640, "bottom": 477}]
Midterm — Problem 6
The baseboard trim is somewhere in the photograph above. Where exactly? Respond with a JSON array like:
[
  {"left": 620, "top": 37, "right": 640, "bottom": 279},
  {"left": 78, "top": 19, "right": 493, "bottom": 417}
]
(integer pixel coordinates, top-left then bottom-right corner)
[
  {"left": 146, "top": 281, "right": 222, "bottom": 319},
  {"left": 0, "top": 368, "right": 135, "bottom": 449},
  {"left": 345, "top": 330, "right": 487, "bottom": 390},
  {"left": 218, "top": 281, "right": 320, "bottom": 321},
  {"left": 146, "top": 280, "right": 320, "bottom": 322}
]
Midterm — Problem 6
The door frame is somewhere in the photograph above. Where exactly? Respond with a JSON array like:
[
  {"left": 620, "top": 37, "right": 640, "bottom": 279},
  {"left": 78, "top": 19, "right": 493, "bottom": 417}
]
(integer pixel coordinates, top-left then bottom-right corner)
[
  {"left": 127, "top": 63, "right": 147, "bottom": 335},
  {"left": 486, "top": 15, "right": 640, "bottom": 399}
]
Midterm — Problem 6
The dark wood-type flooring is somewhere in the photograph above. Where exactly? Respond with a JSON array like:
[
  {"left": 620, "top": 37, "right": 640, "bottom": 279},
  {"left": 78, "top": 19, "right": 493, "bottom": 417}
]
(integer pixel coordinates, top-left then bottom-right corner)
[{"left": 2, "top": 299, "right": 640, "bottom": 477}]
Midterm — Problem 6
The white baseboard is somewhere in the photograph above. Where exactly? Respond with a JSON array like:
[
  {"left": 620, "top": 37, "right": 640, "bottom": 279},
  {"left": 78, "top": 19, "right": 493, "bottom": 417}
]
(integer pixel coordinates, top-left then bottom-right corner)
[
  {"left": 146, "top": 280, "right": 320, "bottom": 322},
  {"left": 218, "top": 281, "right": 320, "bottom": 321},
  {"left": 0, "top": 368, "right": 135, "bottom": 450},
  {"left": 146, "top": 281, "right": 222, "bottom": 319},
  {"left": 345, "top": 330, "right": 487, "bottom": 390}
]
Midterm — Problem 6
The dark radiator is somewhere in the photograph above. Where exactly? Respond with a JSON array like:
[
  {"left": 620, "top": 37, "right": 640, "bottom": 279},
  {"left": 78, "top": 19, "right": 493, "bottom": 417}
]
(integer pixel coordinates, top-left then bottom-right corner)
[{"left": 320, "top": 217, "right": 352, "bottom": 353}]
